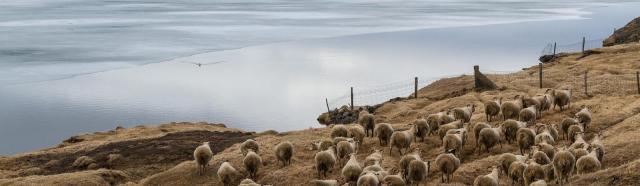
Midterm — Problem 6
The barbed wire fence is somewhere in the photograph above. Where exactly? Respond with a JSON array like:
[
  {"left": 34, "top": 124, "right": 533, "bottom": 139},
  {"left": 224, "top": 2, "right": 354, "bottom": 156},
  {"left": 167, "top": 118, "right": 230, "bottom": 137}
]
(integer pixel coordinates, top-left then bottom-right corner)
[{"left": 325, "top": 37, "right": 640, "bottom": 112}]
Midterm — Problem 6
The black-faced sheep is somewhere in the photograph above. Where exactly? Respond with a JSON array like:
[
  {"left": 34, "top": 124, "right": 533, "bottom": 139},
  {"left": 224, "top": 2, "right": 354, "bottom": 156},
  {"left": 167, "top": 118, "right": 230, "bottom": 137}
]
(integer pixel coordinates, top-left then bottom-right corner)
[
  {"left": 275, "top": 141, "right": 293, "bottom": 166},
  {"left": 473, "top": 166, "right": 500, "bottom": 186},
  {"left": 453, "top": 104, "right": 476, "bottom": 123},
  {"left": 374, "top": 123, "right": 394, "bottom": 146},
  {"left": 241, "top": 139, "right": 260, "bottom": 156},
  {"left": 435, "top": 149, "right": 460, "bottom": 183},
  {"left": 501, "top": 95, "right": 524, "bottom": 121},
  {"left": 243, "top": 149, "right": 262, "bottom": 180},
  {"left": 484, "top": 97, "right": 502, "bottom": 122},
  {"left": 193, "top": 142, "right": 212, "bottom": 175}
]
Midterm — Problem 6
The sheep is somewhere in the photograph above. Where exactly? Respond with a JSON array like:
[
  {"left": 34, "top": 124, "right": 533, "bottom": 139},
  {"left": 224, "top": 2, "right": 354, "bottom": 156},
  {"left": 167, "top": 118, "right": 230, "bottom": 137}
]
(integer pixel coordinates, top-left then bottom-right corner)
[
  {"left": 413, "top": 119, "right": 430, "bottom": 142},
  {"left": 477, "top": 125, "right": 503, "bottom": 154},
  {"left": 361, "top": 169, "right": 389, "bottom": 183},
  {"left": 243, "top": 149, "right": 262, "bottom": 180},
  {"left": 342, "top": 153, "right": 363, "bottom": 185},
  {"left": 541, "top": 163, "right": 555, "bottom": 184},
  {"left": 473, "top": 166, "right": 500, "bottom": 186},
  {"left": 484, "top": 97, "right": 502, "bottom": 122},
  {"left": 359, "top": 112, "right": 376, "bottom": 137},
  {"left": 576, "top": 148, "right": 601, "bottom": 175},
  {"left": 503, "top": 119, "right": 526, "bottom": 144},
  {"left": 517, "top": 127, "right": 536, "bottom": 155},
  {"left": 532, "top": 146, "right": 551, "bottom": 165},
  {"left": 530, "top": 180, "right": 547, "bottom": 186},
  {"left": 453, "top": 104, "right": 476, "bottom": 123},
  {"left": 519, "top": 105, "right": 537, "bottom": 124},
  {"left": 426, "top": 111, "right": 444, "bottom": 135},
  {"left": 569, "top": 132, "right": 588, "bottom": 151},
  {"left": 443, "top": 131, "right": 464, "bottom": 159},
  {"left": 523, "top": 96, "right": 543, "bottom": 117},
  {"left": 575, "top": 106, "right": 592, "bottom": 131},
  {"left": 331, "top": 125, "right": 349, "bottom": 138},
  {"left": 357, "top": 171, "right": 380, "bottom": 186},
  {"left": 499, "top": 153, "right": 527, "bottom": 176},
  {"left": 275, "top": 141, "right": 293, "bottom": 167},
  {"left": 374, "top": 123, "right": 394, "bottom": 146},
  {"left": 383, "top": 173, "right": 405, "bottom": 186},
  {"left": 549, "top": 89, "right": 571, "bottom": 111},
  {"left": 535, "top": 125, "right": 555, "bottom": 145},
  {"left": 193, "top": 142, "right": 212, "bottom": 175},
  {"left": 435, "top": 149, "right": 460, "bottom": 183},
  {"left": 333, "top": 137, "right": 354, "bottom": 144},
  {"left": 542, "top": 90, "right": 555, "bottom": 111},
  {"left": 365, "top": 149, "right": 384, "bottom": 167},
  {"left": 571, "top": 147, "right": 589, "bottom": 160},
  {"left": 590, "top": 132, "right": 605, "bottom": 162},
  {"left": 315, "top": 147, "right": 337, "bottom": 178},
  {"left": 217, "top": 161, "right": 241, "bottom": 186},
  {"left": 238, "top": 179, "right": 260, "bottom": 186},
  {"left": 536, "top": 142, "right": 556, "bottom": 160},
  {"left": 501, "top": 95, "right": 524, "bottom": 120},
  {"left": 407, "top": 159, "right": 431, "bottom": 186},
  {"left": 337, "top": 139, "right": 357, "bottom": 166},
  {"left": 524, "top": 161, "right": 545, "bottom": 186},
  {"left": 508, "top": 160, "right": 527, "bottom": 185},
  {"left": 399, "top": 149, "right": 421, "bottom": 180},
  {"left": 447, "top": 127, "right": 469, "bottom": 147},
  {"left": 552, "top": 147, "right": 576, "bottom": 185},
  {"left": 438, "top": 120, "right": 463, "bottom": 141},
  {"left": 534, "top": 94, "right": 552, "bottom": 113},
  {"left": 548, "top": 124, "right": 559, "bottom": 141},
  {"left": 241, "top": 139, "right": 260, "bottom": 156},
  {"left": 559, "top": 117, "right": 579, "bottom": 140},
  {"left": 311, "top": 139, "right": 334, "bottom": 152},
  {"left": 473, "top": 122, "right": 491, "bottom": 151},
  {"left": 567, "top": 125, "right": 584, "bottom": 144},
  {"left": 348, "top": 125, "right": 366, "bottom": 148},
  {"left": 390, "top": 127, "right": 415, "bottom": 155},
  {"left": 310, "top": 180, "right": 339, "bottom": 186}
]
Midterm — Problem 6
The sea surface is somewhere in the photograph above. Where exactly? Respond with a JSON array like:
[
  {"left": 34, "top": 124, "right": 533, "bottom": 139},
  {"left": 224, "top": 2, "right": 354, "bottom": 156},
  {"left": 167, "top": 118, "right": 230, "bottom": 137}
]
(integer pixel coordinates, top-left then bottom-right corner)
[{"left": 0, "top": 0, "right": 638, "bottom": 155}]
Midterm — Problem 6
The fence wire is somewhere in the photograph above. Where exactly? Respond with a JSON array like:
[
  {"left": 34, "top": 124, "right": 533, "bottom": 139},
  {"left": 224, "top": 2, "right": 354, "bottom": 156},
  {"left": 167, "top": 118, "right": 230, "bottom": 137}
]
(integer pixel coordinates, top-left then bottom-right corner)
[{"left": 541, "top": 38, "right": 605, "bottom": 56}]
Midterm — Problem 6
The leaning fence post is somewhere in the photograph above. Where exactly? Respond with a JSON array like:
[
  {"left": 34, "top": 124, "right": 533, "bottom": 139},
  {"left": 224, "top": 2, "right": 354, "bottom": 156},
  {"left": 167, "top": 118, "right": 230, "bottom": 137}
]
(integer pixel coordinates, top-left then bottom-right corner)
[
  {"left": 636, "top": 71, "right": 640, "bottom": 94},
  {"left": 414, "top": 77, "right": 418, "bottom": 99},
  {"left": 539, "top": 63, "right": 543, "bottom": 88},
  {"left": 584, "top": 71, "right": 588, "bottom": 96},
  {"left": 325, "top": 98, "right": 330, "bottom": 113},
  {"left": 350, "top": 87, "right": 354, "bottom": 111},
  {"left": 582, "top": 37, "right": 586, "bottom": 54}
]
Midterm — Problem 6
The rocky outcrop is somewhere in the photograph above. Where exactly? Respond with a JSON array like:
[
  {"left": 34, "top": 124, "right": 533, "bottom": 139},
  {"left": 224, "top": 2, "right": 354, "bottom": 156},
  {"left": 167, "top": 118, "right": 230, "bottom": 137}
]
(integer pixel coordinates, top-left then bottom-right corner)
[{"left": 604, "top": 17, "right": 640, "bottom": 46}]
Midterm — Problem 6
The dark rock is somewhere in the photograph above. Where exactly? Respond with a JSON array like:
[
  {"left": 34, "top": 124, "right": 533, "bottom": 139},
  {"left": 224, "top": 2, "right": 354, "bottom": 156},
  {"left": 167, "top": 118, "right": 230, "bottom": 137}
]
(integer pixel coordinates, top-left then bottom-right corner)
[{"left": 604, "top": 17, "right": 640, "bottom": 46}]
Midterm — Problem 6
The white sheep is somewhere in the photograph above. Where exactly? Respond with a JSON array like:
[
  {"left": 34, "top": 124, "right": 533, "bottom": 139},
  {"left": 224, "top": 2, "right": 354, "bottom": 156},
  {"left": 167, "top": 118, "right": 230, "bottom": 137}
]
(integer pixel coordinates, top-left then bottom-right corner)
[
  {"left": 336, "top": 139, "right": 357, "bottom": 166},
  {"left": 508, "top": 160, "right": 527, "bottom": 185},
  {"left": 484, "top": 97, "right": 502, "bottom": 122},
  {"left": 217, "top": 161, "right": 241, "bottom": 186},
  {"left": 426, "top": 111, "right": 446, "bottom": 134},
  {"left": 365, "top": 149, "right": 383, "bottom": 167},
  {"left": 549, "top": 89, "right": 571, "bottom": 111},
  {"left": 453, "top": 104, "right": 476, "bottom": 123},
  {"left": 473, "top": 122, "right": 491, "bottom": 150},
  {"left": 534, "top": 125, "right": 555, "bottom": 145},
  {"left": 238, "top": 178, "right": 261, "bottom": 186},
  {"left": 438, "top": 120, "right": 463, "bottom": 141},
  {"left": 532, "top": 146, "right": 551, "bottom": 165},
  {"left": 501, "top": 95, "right": 524, "bottom": 121},
  {"left": 576, "top": 148, "right": 601, "bottom": 175},
  {"left": 473, "top": 166, "right": 500, "bottom": 186},
  {"left": 374, "top": 123, "right": 394, "bottom": 146},
  {"left": 311, "top": 139, "right": 334, "bottom": 152},
  {"left": 342, "top": 153, "right": 363, "bottom": 185},
  {"left": 590, "top": 132, "right": 605, "bottom": 162},
  {"left": 530, "top": 180, "right": 547, "bottom": 186},
  {"left": 499, "top": 153, "right": 527, "bottom": 176},
  {"left": 331, "top": 125, "right": 350, "bottom": 138},
  {"left": 193, "top": 142, "right": 212, "bottom": 175},
  {"left": 389, "top": 127, "right": 415, "bottom": 155},
  {"left": 348, "top": 124, "right": 366, "bottom": 148}
]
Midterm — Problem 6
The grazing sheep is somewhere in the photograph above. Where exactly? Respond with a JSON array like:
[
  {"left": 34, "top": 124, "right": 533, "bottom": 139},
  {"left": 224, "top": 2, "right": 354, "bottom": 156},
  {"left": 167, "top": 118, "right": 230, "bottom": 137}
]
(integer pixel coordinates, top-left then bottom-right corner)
[
  {"left": 575, "top": 106, "right": 592, "bottom": 131},
  {"left": 333, "top": 137, "right": 354, "bottom": 144},
  {"left": 337, "top": 139, "right": 357, "bottom": 166},
  {"left": 357, "top": 171, "right": 380, "bottom": 186},
  {"left": 311, "top": 139, "right": 334, "bottom": 152},
  {"left": 517, "top": 127, "right": 536, "bottom": 155},
  {"left": 484, "top": 97, "right": 502, "bottom": 122},
  {"left": 447, "top": 128, "right": 469, "bottom": 147},
  {"left": 241, "top": 139, "right": 260, "bottom": 156},
  {"left": 348, "top": 125, "right": 366, "bottom": 149},
  {"left": 567, "top": 125, "right": 584, "bottom": 144},
  {"left": 413, "top": 119, "right": 430, "bottom": 142},
  {"left": 238, "top": 179, "right": 260, "bottom": 186},
  {"left": 503, "top": 120, "right": 527, "bottom": 144},
  {"left": 501, "top": 95, "right": 524, "bottom": 121},
  {"left": 508, "top": 160, "right": 527, "bottom": 185},
  {"left": 571, "top": 147, "right": 589, "bottom": 160},
  {"left": 359, "top": 112, "right": 376, "bottom": 137},
  {"left": 374, "top": 123, "right": 394, "bottom": 146},
  {"left": 541, "top": 163, "right": 555, "bottom": 184},
  {"left": 426, "top": 111, "right": 445, "bottom": 135},
  {"left": 523, "top": 96, "right": 543, "bottom": 117},
  {"left": 440, "top": 112, "right": 456, "bottom": 125},
  {"left": 550, "top": 89, "right": 571, "bottom": 111},
  {"left": 535, "top": 125, "right": 555, "bottom": 145},
  {"left": 559, "top": 118, "right": 579, "bottom": 140},
  {"left": 390, "top": 127, "right": 415, "bottom": 155},
  {"left": 536, "top": 143, "right": 556, "bottom": 160},
  {"left": 530, "top": 180, "right": 547, "bottom": 186},
  {"left": 499, "top": 153, "right": 527, "bottom": 176},
  {"left": 193, "top": 142, "right": 213, "bottom": 175},
  {"left": 315, "top": 147, "right": 337, "bottom": 178},
  {"left": 435, "top": 149, "right": 460, "bottom": 183},
  {"left": 590, "top": 133, "right": 605, "bottom": 162},
  {"left": 408, "top": 159, "right": 431, "bottom": 186},
  {"left": 383, "top": 173, "right": 406, "bottom": 186},
  {"left": 576, "top": 148, "right": 601, "bottom": 175},
  {"left": 399, "top": 149, "right": 421, "bottom": 180},
  {"left": 275, "top": 141, "right": 294, "bottom": 166},
  {"left": 548, "top": 124, "right": 559, "bottom": 141},
  {"left": 478, "top": 125, "right": 503, "bottom": 154},
  {"left": 569, "top": 132, "right": 588, "bottom": 150},
  {"left": 310, "top": 180, "right": 339, "bottom": 186},
  {"left": 473, "top": 166, "right": 500, "bottom": 186},
  {"left": 519, "top": 106, "right": 537, "bottom": 124},
  {"left": 524, "top": 161, "right": 545, "bottom": 186},
  {"left": 443, "top": 131, "right": 464, "bottom": 159},
  {"left": 342, "top": 153, "right": 363, "bottom": 185},
  {"left": 362, "top": 161, "right": 384, "bottom": 173},
  {"left": 553, "top": 147, "right": 576, "bottom": 185},
  {"left": 473, "top": 122, "right": 491, "bottom": 151},
  {"left": 453, "top": 104, "right": 476, "bottom": 122},
  {"left": 365, "top": 149, "right": 384, "bottom": 167},
  {"left": 217, "top": 161, "right": 241, "bottom": 186},
  {"left": 331, "top": 125, "right": 350, "bottom": 139},
  {"left": 534, "top": 94, "right": 552, "bottom": 113},
  {"left": 243, "top": 149, "right": 262, "bottom": 180},
  {"left": 438, "top": 120, "right": 463, "bottom": 141}
]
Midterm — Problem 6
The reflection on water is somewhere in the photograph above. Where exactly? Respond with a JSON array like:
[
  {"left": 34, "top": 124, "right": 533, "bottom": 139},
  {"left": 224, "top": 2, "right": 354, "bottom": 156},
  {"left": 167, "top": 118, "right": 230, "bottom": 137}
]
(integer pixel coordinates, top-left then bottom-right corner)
[{"left": 1, "top": 3, "right": 639, "bottom": 155}]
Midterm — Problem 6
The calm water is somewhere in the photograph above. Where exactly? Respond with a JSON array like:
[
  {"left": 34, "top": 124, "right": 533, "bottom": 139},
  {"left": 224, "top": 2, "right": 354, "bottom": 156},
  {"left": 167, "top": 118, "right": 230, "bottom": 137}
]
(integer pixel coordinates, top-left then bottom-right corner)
[{"left": 1, "top": 1, "right": 639, "bottom": 155}]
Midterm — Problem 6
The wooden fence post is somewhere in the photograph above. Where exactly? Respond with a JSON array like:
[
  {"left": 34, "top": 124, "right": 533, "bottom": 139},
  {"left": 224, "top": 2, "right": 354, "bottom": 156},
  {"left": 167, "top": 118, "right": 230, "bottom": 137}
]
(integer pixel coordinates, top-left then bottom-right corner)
[
  {"left": 539, "top": 63, "right": 543, "bottom": 88},
  {"left": 553, "top": 42, "right": 556, "bottom": 56},
  {"left": 582, "top": 37, "right": 586, "bottom": 54},
  {"left": 636, "top": 71, "right": 640, "bottom": 94},
  {"left": 474, "top": 65, "right": 480, "bottom": 89},
  {"left": 584, "top": 71, "right": 588, "bottom": 96},
  {"left": 350, "top": 87, "right": 354, "bottom": 111},
  {"left": 414, "top": 77, "right": 418, "bottom": 99},
  {"left": 325, "top": 98, "right": 330, "bottom": 113}
]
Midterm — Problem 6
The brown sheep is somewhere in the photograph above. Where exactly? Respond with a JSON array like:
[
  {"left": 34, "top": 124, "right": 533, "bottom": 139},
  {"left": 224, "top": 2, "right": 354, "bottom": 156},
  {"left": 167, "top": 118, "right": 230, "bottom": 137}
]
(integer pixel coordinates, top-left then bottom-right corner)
[
  {"left": 374, "top": 123, "right": 394, "bottom": 146},
  {"left": 502, "top": 119, "right": 526, "bottom": 144},
  {"left": 413, "top": 119, "right": 430, "bottom": 142},
  {"left": 435, "top": 149, "right": 460, "bottom": 183},
  {"left": 501, "top": 95, "right": 524, "bottom": 121},
  {"left": 553, "top": 147, "right": 576, "bottom": 185},
  {"left": 517, "top": 127, "right": 536, "bottom": 155},
  {"left": 484, "top": 97, "right": 502, "bottom": 122}
]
